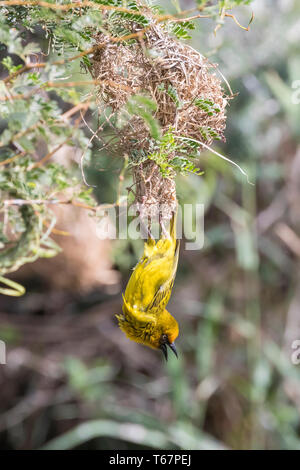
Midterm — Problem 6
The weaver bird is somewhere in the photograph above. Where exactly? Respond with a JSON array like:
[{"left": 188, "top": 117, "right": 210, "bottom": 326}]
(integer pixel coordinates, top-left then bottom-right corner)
[{"left": 117, "top": 209, "right": 180, "bottom": 360}]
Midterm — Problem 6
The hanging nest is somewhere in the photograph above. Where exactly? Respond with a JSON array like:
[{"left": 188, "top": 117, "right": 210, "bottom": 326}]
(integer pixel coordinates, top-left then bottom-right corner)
[{"left": 90, "top": 12, "right": 228, "bottom": 222}]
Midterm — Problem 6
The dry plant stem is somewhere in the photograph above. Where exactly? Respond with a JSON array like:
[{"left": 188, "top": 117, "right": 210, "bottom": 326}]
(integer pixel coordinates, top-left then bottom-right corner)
[
  {"left": 43, "top": 220, "right": 71, "bottom": 237},
  {"left": 132, "top": 161, "right": 177, "bottom": 219},
  {"left": 0, "top": 0, "right": 149, "bottom": 15}
]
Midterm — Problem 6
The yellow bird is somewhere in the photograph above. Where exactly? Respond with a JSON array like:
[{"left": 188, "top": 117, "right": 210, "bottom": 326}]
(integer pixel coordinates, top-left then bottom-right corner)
[{"left": 117, "top": 209, "right": 180, "bottom": 360}]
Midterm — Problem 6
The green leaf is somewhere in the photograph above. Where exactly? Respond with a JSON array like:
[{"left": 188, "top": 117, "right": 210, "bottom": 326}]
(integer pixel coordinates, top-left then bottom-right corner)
[
  {"left": 127, "top": 95, "right": 161, "bottom": 140},
  {"left": 167, "top": 84, "right": 181, "bottom": 108},
  {"left": 194, "top": 98, "right": 221, "bottom": 116}
]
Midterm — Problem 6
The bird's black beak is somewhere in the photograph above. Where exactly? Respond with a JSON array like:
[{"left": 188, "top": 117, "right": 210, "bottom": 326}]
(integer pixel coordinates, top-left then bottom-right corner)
[
  {"left": 161, "top": 342, "right": 178, "bottom": 361},
  {"left": 168, "top": 342, "right": 178, "bottom": 358},
  {"left": 161, "top": 343, "right": 168, "bottom": 361}
]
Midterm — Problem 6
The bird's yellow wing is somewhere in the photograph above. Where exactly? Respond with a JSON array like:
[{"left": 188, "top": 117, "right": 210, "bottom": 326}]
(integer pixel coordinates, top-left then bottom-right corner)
[
  {"left": 124, "top": 211, "right": 179, "bottom": 316},
  {"left": 146, "top": 239, "right": 180, "bottom": 313}
]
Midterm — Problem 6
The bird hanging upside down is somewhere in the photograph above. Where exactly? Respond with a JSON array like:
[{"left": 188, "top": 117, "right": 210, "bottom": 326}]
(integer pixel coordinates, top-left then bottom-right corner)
[{"left": 117, "top": 209, "right": 180, "bottom": 360}]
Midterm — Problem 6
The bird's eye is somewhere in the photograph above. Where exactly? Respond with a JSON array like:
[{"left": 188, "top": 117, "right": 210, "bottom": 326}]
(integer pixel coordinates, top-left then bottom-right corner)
[{"left": 161, "top": 334, "right": 168, "bottom": 344}]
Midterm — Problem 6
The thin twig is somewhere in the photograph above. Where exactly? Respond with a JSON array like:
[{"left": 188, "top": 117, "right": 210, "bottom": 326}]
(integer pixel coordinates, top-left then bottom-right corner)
[
  {"left": 176, "top": 136, "right": 254, "bottom": 185},
  {"left": 225, "top": 11, "right": 254, "bottom": 32},
  {"left": 29, "top": 139, "right": 70, "bottom": 169},
  {"left": 0, "top": 0, "right": 148, "bottom": 15},
  {"left": 60, "top": 101, "right": 91, "bottom": 122},
  {"left": 169, "top": 13, "right": 211, "bottom": 23},
  {"left": 0, "top": 151, "right": 26, "bottom": 166}
]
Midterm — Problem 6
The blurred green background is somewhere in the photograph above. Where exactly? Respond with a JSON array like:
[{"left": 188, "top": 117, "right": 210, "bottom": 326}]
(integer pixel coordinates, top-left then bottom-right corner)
[{"left": 1, "top": 0, "right": 300, "bottom": 450}]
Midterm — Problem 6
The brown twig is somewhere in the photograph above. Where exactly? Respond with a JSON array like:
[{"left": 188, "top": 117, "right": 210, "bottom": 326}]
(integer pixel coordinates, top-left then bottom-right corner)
[
  {"left": 0, "top": 90, "right": 36, "bottom": 102},
  {"left": 29, "top": 139, "right": 70, "bottom": 169},
  {"left": 43, "top": 219, "right": 71, "bottom": 237},
  {"left": 167, "top": 13, "right": 211, "bottom": 23},
  {"left": 0, "top": 98, "right": 91, "bottom": 152},
  {"left": 3, "top": 62, "right": 46, "bottom": 84},
  {"left": 0, "top": 151, "right": 26, "bottom": 166},
  {"left": 225, "top": 11, "right": 254, "bottom": 32},
  {"left": 0, "top": 0, "right": 147, "bottom": 15},
  {"left": 44, "top": 79, "right": 132, "bottom": 93}
]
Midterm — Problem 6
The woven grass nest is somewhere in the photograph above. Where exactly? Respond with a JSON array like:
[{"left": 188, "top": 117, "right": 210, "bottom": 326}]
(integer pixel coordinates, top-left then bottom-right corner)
[{"left": 91, "top": 13, "right": 228, "bottom": 222}]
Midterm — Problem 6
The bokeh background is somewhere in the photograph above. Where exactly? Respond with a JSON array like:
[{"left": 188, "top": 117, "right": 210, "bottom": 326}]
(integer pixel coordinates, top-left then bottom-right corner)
[{"left": 1, "top": 0, "right": 300, "bottom": 450}]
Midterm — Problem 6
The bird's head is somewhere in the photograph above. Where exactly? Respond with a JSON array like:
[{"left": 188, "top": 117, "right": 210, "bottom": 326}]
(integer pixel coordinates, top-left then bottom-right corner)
[
  {"left": 153, "top": 310, "right": 179, "bottom": 360},
  {"left": 117, "top": 308, "right": 179, "bottom": 360}
]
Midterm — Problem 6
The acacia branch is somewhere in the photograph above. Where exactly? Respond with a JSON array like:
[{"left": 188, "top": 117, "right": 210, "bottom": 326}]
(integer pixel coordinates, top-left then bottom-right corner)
[
  {"left": 1, "top": 2, "right": 252, "bottom": 85},
  {"left": 0, "top": 151, "right": 26, "bottom": 166},
  {"left": 3, "top": 62, "right": 46, "bottom": 84},
  {"left": 225, "top": 11, "right": 254, "bottom": 31},
  {"left": 29, "top": 100, "right": 90, "bottom": 168},
  {"left": 0, "top": 0, "right": 200, "bottom": 18},
  {"left": 0, "top": 0, "right": 148, "bottom": 15}
]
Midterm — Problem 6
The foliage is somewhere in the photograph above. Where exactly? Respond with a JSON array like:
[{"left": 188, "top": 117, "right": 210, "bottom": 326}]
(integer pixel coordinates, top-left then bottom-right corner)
[
  {"left": 0, "top": 0, "right": 253, "bottom": 289},
  {"left": 148, "top": 128, "right": 203, "bottom": 177},
  {"left": 194, "top": 98, "right": 221, "bottom": 116}
]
